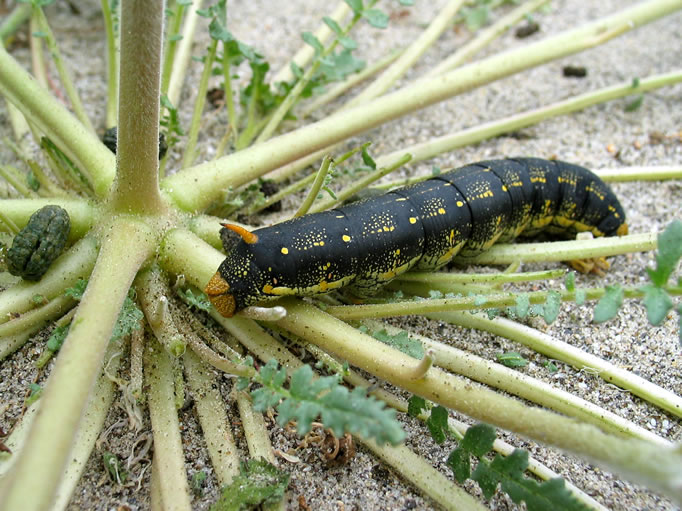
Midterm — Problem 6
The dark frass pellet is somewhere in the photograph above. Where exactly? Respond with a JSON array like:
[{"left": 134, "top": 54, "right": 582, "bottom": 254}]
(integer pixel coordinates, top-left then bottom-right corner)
[
  {"left": 102, "top": 126, "right": 168, "bottom": 160},
  {"left": 7, "top": 205, "right": 71, "bottom": 280}
]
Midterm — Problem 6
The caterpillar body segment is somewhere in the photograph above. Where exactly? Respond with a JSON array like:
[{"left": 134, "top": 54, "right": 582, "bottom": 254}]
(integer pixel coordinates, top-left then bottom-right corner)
[{"left": 206, "top": 158, "right": 627, "bottom": 317}]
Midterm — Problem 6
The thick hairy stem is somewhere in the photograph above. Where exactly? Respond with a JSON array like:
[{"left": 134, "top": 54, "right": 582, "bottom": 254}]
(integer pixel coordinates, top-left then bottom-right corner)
[
  {"left": 109, "top": 0, "right": 166, "bottom": 215},
  {"left": 0, "top": 219, "right": 156, "bottom": 511}
]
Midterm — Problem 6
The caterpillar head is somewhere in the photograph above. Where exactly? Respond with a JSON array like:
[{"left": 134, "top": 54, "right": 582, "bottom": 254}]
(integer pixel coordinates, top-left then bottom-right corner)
[{"left": 205, "top": 223, "right": 266, "bottom": 317}]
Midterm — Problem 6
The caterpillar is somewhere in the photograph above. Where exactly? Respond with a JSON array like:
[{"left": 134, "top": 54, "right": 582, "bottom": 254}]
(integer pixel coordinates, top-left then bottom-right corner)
[{"left": 206, "top": 157, "right": 628, "bottom": 318}]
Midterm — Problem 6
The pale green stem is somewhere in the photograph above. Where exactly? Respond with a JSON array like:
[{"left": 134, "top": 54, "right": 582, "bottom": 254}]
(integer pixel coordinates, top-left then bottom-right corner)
[
  {"left": 167, "top": 0, "right": 205, "bottom": 107},
  {"left": 0, "top": 402, "right": 38, "bottom": 478},
  {"left": 596, "top": 165, "right": 682, "bottom": 182},
  {"left": 397, "top": 268, "right": 566, "bottom": 286},
  {"left": 326, "top": 280, "right": 682, "bottom": 320},
  {"left": 346, "top": 0, "right": 467, "bottom": 108},
  {"left": 235, "top": 390, "right": 277, "bottom": 463},
  {"left": 293, "top": 155, "right": 333, "bottom": 217},
  {"left": 274, "top": 299, "right": 682, "bottom": 502},
  {"left": 163, "top": 0, "right": 681, "bottom": 211},
  {"left": 0, "top": 236, "right": 98, "bottom": 323},
  {"left": 100, "top": 0, "right": 119, "bottom": 128},
  {"left": 0, "top": 47, "right": 115, "bottom": 197},
  {"left": 182, "top": 320, "right": 253, "bottom": 377},
  {"left": 0, "top": 219, "right": 156, "bottom": 511},
  {"left": 32, "top": 6, "right": 95, "bottom": 133},
  {"left": 308, "top": 153, "right": 412, "bottom": 214},
  {"left": 271, "top": 1, "right": 352, "bottom": 84},
  {"left": 300, "top": 48, "right": 403, "bottom": 118},
  {"left": 181, "top": 39, "right": 217, "bottom": 168},
  {"left": 145, "top": 339, "right": 192, "bottom": 511},
  {"left": 366, "top": 320, "right": 666, "bottom": 443},
  {"left": 52, "top": 341, "right": 122, "bottom": 511},
  {"left": 374, "top": 71, "right": 682, "bottom": 169},
  {"left": 161, "top": 1, "right": 187, "bottom": 95},
  {"left": 110, "top": 0, "right": 166, "bottom": 215},
  {"left": 29, "top": 14, "right": 47, "bottom": 88},
  {"left": 0, "top": 295, "right": 75, "bottom": 361},
  {"left": 184, "top": 350, "right": 241, "bottom": 486},
  {"left": 361, "top": 438, "right": 487, "bottom": 511},
  {"left": 0, "top": 197, "right": 95, "bottom": 240},
  {"left": 462, "top": 231, "right": 656, "bottom": 265},
  {"left": 424, "top": 0, "right": 551, "bottom": 77},
  {"left": 136, "top": 267, "right": 187, "bottom": 357},
  {"left": 220, "top": 45, "right": 239, "bottom": 151},
  {"left": 0, "top": 3, "right": 31, "bottom": 43},
  {"left": 0, "top": 164, "right": 37, "bottom": 198},
  {"left": 430, "top": 311, "right": 682, "bottom": 419}
]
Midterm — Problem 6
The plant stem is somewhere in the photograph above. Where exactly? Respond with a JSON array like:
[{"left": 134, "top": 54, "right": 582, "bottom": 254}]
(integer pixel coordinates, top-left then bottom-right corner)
[
  {"left": 430, "top": 310, "right": 682, "bottom": 418},
  {"left": 0, "top": 218, "right": 156, "bottom": 511},
  {"left": 0, "top": 3, "right": 31, "bottom": 44},
  {"left": 100, "top": 0, "right": 119, "bottom": 128},
  {"left": 181, "top": 39, "right": 217, "bottom": 168},
  {"left": 163, "top": 0, "right": 682, "bottom": 211},
  {"left": 183, "top": 350, "right": 241, "bottom": 486},
  {"left": 361, "top": 438, "right": 487, "bottom": 511},
  {"left": 146, "top": 339, "right": 192, "bottom": 511},
  {"left": 346, "top": 0, "right": 466, "bottom": 108},
  {"left": 0, "top": 47, "right": 115, "bottom": 197},
  {"left": 374, "top": 71, "right": 682, "bottom": 170},
  {"left": 424, "top": 0, "right": 550, "bottom": 77},
  {"left": 32, "top": 6, "right": 95, "bottom": 133},
  {"left": 293, "top": 155, "right": 332, "bottom": 217},
  {"left": 161, "top": 1, "right": 187, "bottom": 96},
  {"left": 596, "top": 165, "right": 682, "bottom": 182},
  {"left": 167, "top": 0, "right": 205, "bottom": 107},
  {"left": 52, "top": 341, "right": 122, "bottom": 511},
  {"left": 109, "top": 0, "right": 166, "bottom": 215},
  {"left": 275, "top": 299, "right": 682, "bottom": 502},
  {"left": 235, "top": 390, "right": 277, "bottom": 463}
]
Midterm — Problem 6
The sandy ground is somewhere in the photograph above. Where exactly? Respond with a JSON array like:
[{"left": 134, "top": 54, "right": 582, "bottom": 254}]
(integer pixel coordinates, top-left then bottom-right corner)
[{"left": 0, "top": 1, "right": 681, "bottom": 510}]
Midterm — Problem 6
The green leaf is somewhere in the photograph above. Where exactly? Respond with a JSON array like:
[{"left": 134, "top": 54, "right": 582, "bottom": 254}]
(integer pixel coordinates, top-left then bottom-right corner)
[
  {"left": 407, "top": 395, "right": 427, "bottom": 417},
  {"left": 102, "top": 451, "right": 127, "bottom": 484},
  {"left": 426, "top": 405, "right": 449, "bottom": 444},
  {"left": 446, "top": 447, "right": 471, "bottom": 483},
  {"left": 575, "top": 289, "right": 586, "bottom": 306},
  {"left": 210, "top": 458, "right": 289, "bottom": 511},
  {"left": 362, "top": 9, "right": 389, "bottom": 28},
  {"left": 543, "top": 290, "right": 561, "bottom": 324},
  {"left": 25, "top": 383, "right": 42, "bottom": 407},
  {"left": 460, "top": 423, "right": 496, "bottom": 457},
  {"left": 496, "top": 352, "right": 527, "bottom": 368},
  {"left": 323, "top": 16, "right": 343, "bottom": 36},
  {"left": 344, "top": 0, "right": 363, "bottom": 14},
  {"left": 515, "top": 294, "right": 530, "bottom": 318},
  {"left": 593, "top": 285, "right": 623, "bottom": 323},
  {"left": 399, "top": 0, "right": 415, "bottom": 5},
  {"left": 176, "top": 288, "right": 212, "bottom": 311},
  {"left": 624, "top": 94, "right": 644, "bottom": 112},
  {"left": 642, "top": 284, "right": 673, "bottom": 326},
  {"left": 372, "top": 328, "right": 424, "bottom": 359},
  {"left": 463, "top": 6, "right": 489, "bottom": 31},
  {"left": 64, "top": 278, "right": 88, "bottom": 299},
  {"left": 191, "top": 470, "right": 207, "bottom": 496},
  {"left": 46, "top": 324, "right": 69, "bottom": 352},
  {"left": 544, "top": 361, "right": 558, "bottom": 373},
  {"left": 301, "top": 31, "right": 324, "bottom": 55},
  {"left": 110, "top": 289, "right": 143, "bottom": 341},
  {"left": 647, "top": 220, "right": 682, "bottom": 286},
  {"left": 564, "top": 271, "right": 575, "bottom": 292},
  {"left": 26, "top": 171, "right": 40, "bottom": 191},
  {"left": 361, "top": 146, "right": 376, "bottom": 169}
]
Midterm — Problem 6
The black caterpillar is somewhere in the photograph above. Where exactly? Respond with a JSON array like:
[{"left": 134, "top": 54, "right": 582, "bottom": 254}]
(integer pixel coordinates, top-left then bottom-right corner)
[{"left": 206, "top": 158, "right": 627, "bottom": 317}]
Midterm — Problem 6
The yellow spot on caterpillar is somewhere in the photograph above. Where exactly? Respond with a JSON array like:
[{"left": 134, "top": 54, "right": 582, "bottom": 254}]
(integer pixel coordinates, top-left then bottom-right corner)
[
  {"left": 438, "top": 207, "right": 445, "bottom": 214},
  {"left": 395, "top": 249, "right": 401, "bottom": 255},
  {"left": 456, "top": 201, "right": 464, "bottom": 207},
  {"left": 409, "top": 217, "right": 417, "bottom": 224},
  {"left": 396, "top": 197, "right": 407, "bottom": 201},
  {"left": 342, "top": 235, "right": 351, "bottom": 242},
  {"left": 262, "top": 284, "right": 274, "bottom": 294},
  {"left": 502, "top": 185, "right": 508, "bottom": 192},
  {"left": 319, "top": 280, "right": 329, "bottom": 291},
  {"left": 281, "top": 247, "right": 289, "bottom": 255}
]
